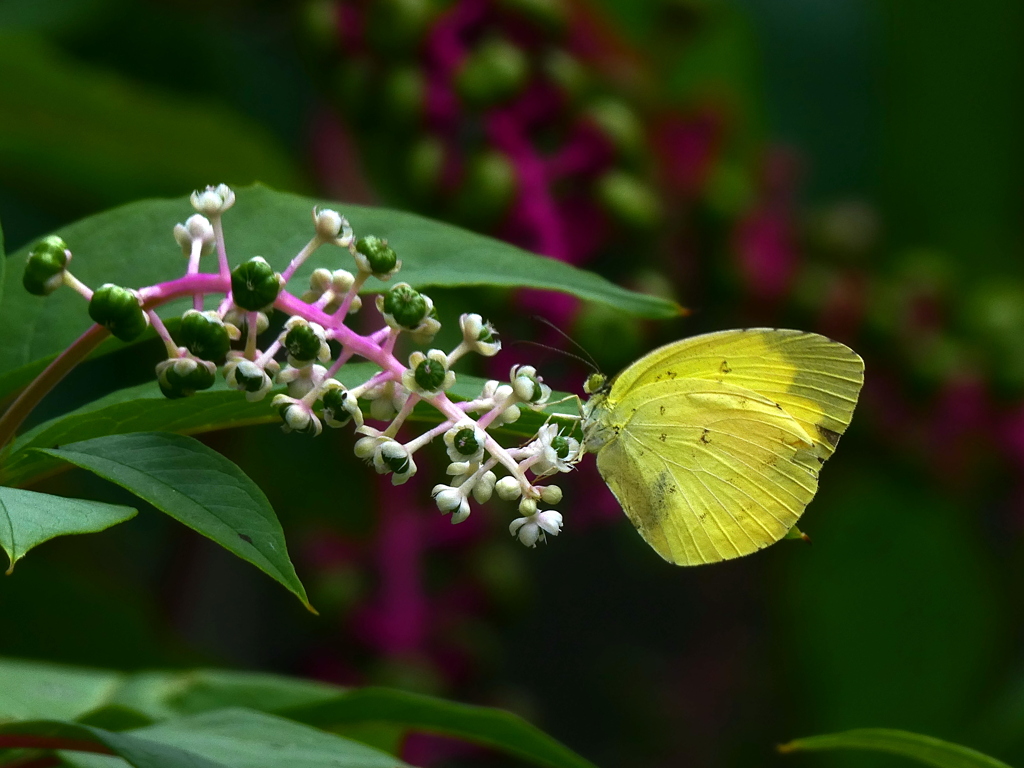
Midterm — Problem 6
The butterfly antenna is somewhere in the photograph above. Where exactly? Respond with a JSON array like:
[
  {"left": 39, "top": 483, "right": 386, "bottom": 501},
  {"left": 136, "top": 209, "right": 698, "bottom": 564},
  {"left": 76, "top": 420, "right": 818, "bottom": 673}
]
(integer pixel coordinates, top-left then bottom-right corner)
[
  {"left": 529, "top": 315, "right": 601, "bottom": 372},
  {"left": 510, "top": 339, "right": 600, "bottom": 373}
]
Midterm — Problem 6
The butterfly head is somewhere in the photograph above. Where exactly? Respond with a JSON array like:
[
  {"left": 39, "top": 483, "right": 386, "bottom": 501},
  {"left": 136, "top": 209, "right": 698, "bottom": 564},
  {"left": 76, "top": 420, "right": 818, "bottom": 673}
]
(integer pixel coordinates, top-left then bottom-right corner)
[{"left": 583, "top": 372, "right": 609, "bottom": 396}]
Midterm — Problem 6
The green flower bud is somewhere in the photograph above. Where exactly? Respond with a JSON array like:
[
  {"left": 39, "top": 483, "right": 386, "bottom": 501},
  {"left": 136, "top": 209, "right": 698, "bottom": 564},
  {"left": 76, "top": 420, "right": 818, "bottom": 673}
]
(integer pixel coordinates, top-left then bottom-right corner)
[
  {"left": 457, "top": 38, "right": 529, "bottom": 107},
  {"left": 452, "top": 428, "right": 480, "bottom": 457},
  {"left": 231, "top": 257, "right": 282, "bottom": 311},
  {"left": 23, "top": 235, "right": 69, "bottom": 296},
  {"left": 284, "top": 322, "right": 326, "bottom": 364},
  {"left": 88, "top": 284, "right": 148, "bottom": 341},
  {"left": 408, "top": 138, "right": 444, "bottom": 198},
  {"left": 354, "top": 235, "right": 399, "bottom": 277},
  {"left": 381, "top": 283, "right": 428, "bottom": 329},
  {"left": 178, "top": 310, "right": 233, "bottom": 362},
  {"left": 414, "top": 357, "right": 446, "bottom": 391},
  {"left": 156, "top": 357, "right": 216, "bottom": 399}
]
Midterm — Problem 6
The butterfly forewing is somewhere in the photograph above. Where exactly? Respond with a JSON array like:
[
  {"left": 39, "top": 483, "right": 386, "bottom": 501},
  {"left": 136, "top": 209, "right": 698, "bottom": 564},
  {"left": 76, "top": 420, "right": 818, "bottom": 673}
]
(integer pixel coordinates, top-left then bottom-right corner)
[
  {"left": 595, "top": 378, "right": 822, "bottom": 566},
  {"left": 607, "top": 329, "right": 864, "bottom": 461}
]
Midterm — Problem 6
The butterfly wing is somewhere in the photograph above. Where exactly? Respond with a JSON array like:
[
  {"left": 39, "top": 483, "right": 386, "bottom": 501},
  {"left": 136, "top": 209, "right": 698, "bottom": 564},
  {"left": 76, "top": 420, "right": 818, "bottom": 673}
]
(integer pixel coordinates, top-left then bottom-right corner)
[
  {"left": 607, "top": 329, "right": 864, "bottom": 462},
  {"left": 594, "top": 377, "right": 821, "bottom": 565}
]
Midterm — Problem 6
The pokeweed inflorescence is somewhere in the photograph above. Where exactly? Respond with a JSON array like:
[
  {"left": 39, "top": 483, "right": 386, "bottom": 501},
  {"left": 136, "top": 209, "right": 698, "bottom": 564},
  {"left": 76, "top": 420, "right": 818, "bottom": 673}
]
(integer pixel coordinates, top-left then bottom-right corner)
[{"left": 19, "top": 185, "right": 579, "bottom": 547}]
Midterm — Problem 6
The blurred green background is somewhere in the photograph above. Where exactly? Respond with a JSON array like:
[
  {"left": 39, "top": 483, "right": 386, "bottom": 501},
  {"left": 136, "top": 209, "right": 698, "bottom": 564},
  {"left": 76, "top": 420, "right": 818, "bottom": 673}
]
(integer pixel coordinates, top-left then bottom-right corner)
[{"left": 1, "top": 1, "right": 1023, "bottom": 767}]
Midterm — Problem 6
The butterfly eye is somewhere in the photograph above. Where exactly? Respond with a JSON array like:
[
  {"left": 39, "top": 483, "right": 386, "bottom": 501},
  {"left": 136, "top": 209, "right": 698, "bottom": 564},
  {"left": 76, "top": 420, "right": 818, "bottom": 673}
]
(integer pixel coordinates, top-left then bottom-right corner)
[{"left": 584, "top": 373, "right": 607, "bottom": 394}]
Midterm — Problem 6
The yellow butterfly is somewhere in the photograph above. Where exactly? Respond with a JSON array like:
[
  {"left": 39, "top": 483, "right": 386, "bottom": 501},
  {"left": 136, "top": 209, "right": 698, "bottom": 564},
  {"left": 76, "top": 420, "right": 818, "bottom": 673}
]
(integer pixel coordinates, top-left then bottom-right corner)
[{"left": 581, "top": 329, "right": 864, "bottom": 566}]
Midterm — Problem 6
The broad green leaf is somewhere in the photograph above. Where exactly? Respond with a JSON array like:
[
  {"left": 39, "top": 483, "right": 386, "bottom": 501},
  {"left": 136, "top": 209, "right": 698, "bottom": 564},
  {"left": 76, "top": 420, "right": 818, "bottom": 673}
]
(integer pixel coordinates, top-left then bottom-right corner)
[
  {"left": 36, "top": 433, "right": 310, "bottom": 610},
  {"left": 3, "top": 370, "right": 579, "bottom": 489},
  {"left": 283, "top": 687, "right": 598, "bottom": 768},
  {"left": 779, "top": 729, "right": 1012, "bottom": 768},
  {"left": 0, "top": 487, "right": 135, "bottom": 573},
  {"left": 0, "top": 660, "right": 339, "bottom": 726},
  {"left": 0, "top": 719, "right": 227, "bottom": 768},
  {"left": 0, "top": 185, "right": 679, "bottom": 400},
  {"left": 59, "top": 708, "right": 411, "bottom": 768},
  {"left": 105, "top": 670, "right": 342, "bottom": 722},
  {"left": 0, "top": 658, "right": 121, "bottom": 723},
  {"left": 0, "top": 32, "right": 303, "bottom": 214}
]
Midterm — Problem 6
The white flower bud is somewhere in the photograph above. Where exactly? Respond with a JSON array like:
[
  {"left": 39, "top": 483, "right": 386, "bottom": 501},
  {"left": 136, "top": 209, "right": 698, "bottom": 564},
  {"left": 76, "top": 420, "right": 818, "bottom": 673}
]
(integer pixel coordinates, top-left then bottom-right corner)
[
  {"left": 447, "top": 461, "right": 471, "bottom": 476},
  {"left": 495, "top": 475, "right": 522, "bottom": 501},
  {"left": 309, "top": 268, "right": 333, "bottom": 293},
  {"left": 472, "top": 471, "right": 497, "bottom": 504},
  {"left": 313, "top": 207, "right": 351, "bottom": 242},
  {"left": 539, "top": 485, "right": 563, "bottom": 504},
  {"left": 518, "top": 497, "right": 538, "bottom": 517},
  {"left": 173, "top": 214, "right": 215, "bottom": 257},
  {"left": 190, "top": 184, "right": 235, "bottom": 216}
]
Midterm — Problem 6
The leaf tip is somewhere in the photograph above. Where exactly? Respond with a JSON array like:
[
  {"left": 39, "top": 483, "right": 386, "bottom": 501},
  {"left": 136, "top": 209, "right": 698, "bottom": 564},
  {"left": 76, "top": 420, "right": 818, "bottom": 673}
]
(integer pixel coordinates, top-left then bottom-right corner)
[
  {"left": 304, "top": 600, "right": 319, "bottom": 616},
  {"left": 776, "top": 741, "right": 797, "bottom": 754}
]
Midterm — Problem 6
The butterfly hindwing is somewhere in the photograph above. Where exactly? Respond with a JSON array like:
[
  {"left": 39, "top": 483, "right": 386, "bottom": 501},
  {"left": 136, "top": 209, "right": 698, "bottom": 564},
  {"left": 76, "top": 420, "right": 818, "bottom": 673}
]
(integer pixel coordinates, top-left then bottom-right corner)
[{"left": 595, "top": 377, "right": 822, "bottom": 566}]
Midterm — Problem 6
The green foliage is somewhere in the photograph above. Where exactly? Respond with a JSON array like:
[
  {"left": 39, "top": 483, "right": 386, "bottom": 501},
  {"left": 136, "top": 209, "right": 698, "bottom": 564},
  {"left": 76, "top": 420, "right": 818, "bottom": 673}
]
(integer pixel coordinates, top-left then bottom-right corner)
[
  {"left": 36, "top": 433, "right": 311, "bottom": 610},
  {"left": 0, "top": 487, "right": 135, "bottom": 574},
  {"left": 780, "top": 728, "right": 1012, "bottom": 768},
  {"left": 0, "top": 658, "right": 596, "bottom": 768}
]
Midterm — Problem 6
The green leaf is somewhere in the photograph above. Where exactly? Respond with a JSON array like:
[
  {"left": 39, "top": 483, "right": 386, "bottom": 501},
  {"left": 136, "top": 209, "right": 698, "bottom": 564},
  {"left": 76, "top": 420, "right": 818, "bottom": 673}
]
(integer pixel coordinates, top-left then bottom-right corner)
[
  {"left": 0, "top": 719, "right": 228, "bottom": 768},
  {"left": 283, "top": 687, "right": 598, "bottom": 768},
  {"left": 36, "top": 432, "right": 311, "bottom": 610},
  {"left": 779, "top": 729, "right": 1012, "bottom": 768},
  {"left": 0, "top": 185, "right": 678, "bottom": 401},
  {"left": 0, "top": 660, "right": 340, "bottom": 726},
  {"left": 0, "top": 487, "right": 135, "bottom": 573},
  {"left": 3, "top": 370, "right": 579, "bottom": 489},
  {"left": 0, "top": 658, "right": 121, "bottom": 723},
  {"left": 0, "top": 32, "right": 303, "bottom": 213},
  {"left": 58, "top": 708, "right": 411, "bottom": 768}
]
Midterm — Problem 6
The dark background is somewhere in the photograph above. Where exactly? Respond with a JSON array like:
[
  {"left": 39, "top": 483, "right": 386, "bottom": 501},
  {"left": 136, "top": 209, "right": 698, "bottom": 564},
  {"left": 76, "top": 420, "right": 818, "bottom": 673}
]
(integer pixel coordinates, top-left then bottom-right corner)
[{"left": 1, "top": 1, "right": 1023, "bottom": 767}]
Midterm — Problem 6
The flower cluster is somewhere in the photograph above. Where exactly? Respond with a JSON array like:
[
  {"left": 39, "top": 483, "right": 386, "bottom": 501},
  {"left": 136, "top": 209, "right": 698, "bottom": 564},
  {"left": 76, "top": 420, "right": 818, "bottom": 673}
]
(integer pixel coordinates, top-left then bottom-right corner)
[{"left": 20, "top": 184, "right": 581, "bottom": 549}]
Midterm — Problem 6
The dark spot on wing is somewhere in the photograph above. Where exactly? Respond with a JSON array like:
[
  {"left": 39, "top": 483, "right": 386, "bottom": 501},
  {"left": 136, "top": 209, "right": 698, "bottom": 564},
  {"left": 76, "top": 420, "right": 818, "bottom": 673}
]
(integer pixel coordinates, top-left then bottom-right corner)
[
  {"left": 660, "top": 405, "right": 666, "bottom": 415},
  {"left": 699, "top": 429, "right": 711, "bottom": 445},
  {"left": 659, "top": 433, "right": 667, "bottom": 442},
  {"left": 820, "top": 427, "right": 841, "bottom": 448},
  {"left": 719, "top": 360, "right": 731, "bottom": 374},
  {"left": 239, "top": 534, "right": 253, "bottom": 544}
]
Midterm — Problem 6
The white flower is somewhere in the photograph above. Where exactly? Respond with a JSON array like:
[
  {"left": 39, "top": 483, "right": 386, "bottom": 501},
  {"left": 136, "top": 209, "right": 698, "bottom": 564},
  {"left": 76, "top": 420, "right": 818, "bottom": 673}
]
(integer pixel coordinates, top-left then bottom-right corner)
[
  {"left": 223, "top": 354, "right": 279, "bottom": 402},
  {"left": 432, "top": 484, "right": 471, "bottom": 523},
  {"left": 510, "top": 364, "right": 551, "bottom": 407},
  {"left": 272, "top": 395, "right": 322, "bottom": 436},
  {"left": 173, "top": 214, "right": 215, "bottom": 257},
  {"left": 312, "top": 207, "right": 353, "bottom": 245},
  {"left": 190, "top": 184, "right": 235, "bottom": 216},
  {"left": 320, "top": 379, "right": 363, "bottom": 428},
  {"left": 402, "top": 349, "right": 456, "bottom": 396},
  {"left": 443, "top": 423, "right": 486, "bottom": 463},
  {"left": 527, "top": 424, "right": 581, "bottom": 475},
  {"left": 459, "top": 313, "right": 501, "bottom": 356},
  {"left": 362, "top": 380, "right": 408, "bottom": 421},
  {"left": 277, "top": 363, "right": 327, "bottom": 399},
  {"left": 371, "top": 439, "right": 417, "bottom": 485},
  {"left": 509, "top": 510, "right": 563, "bottom": 547}
]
